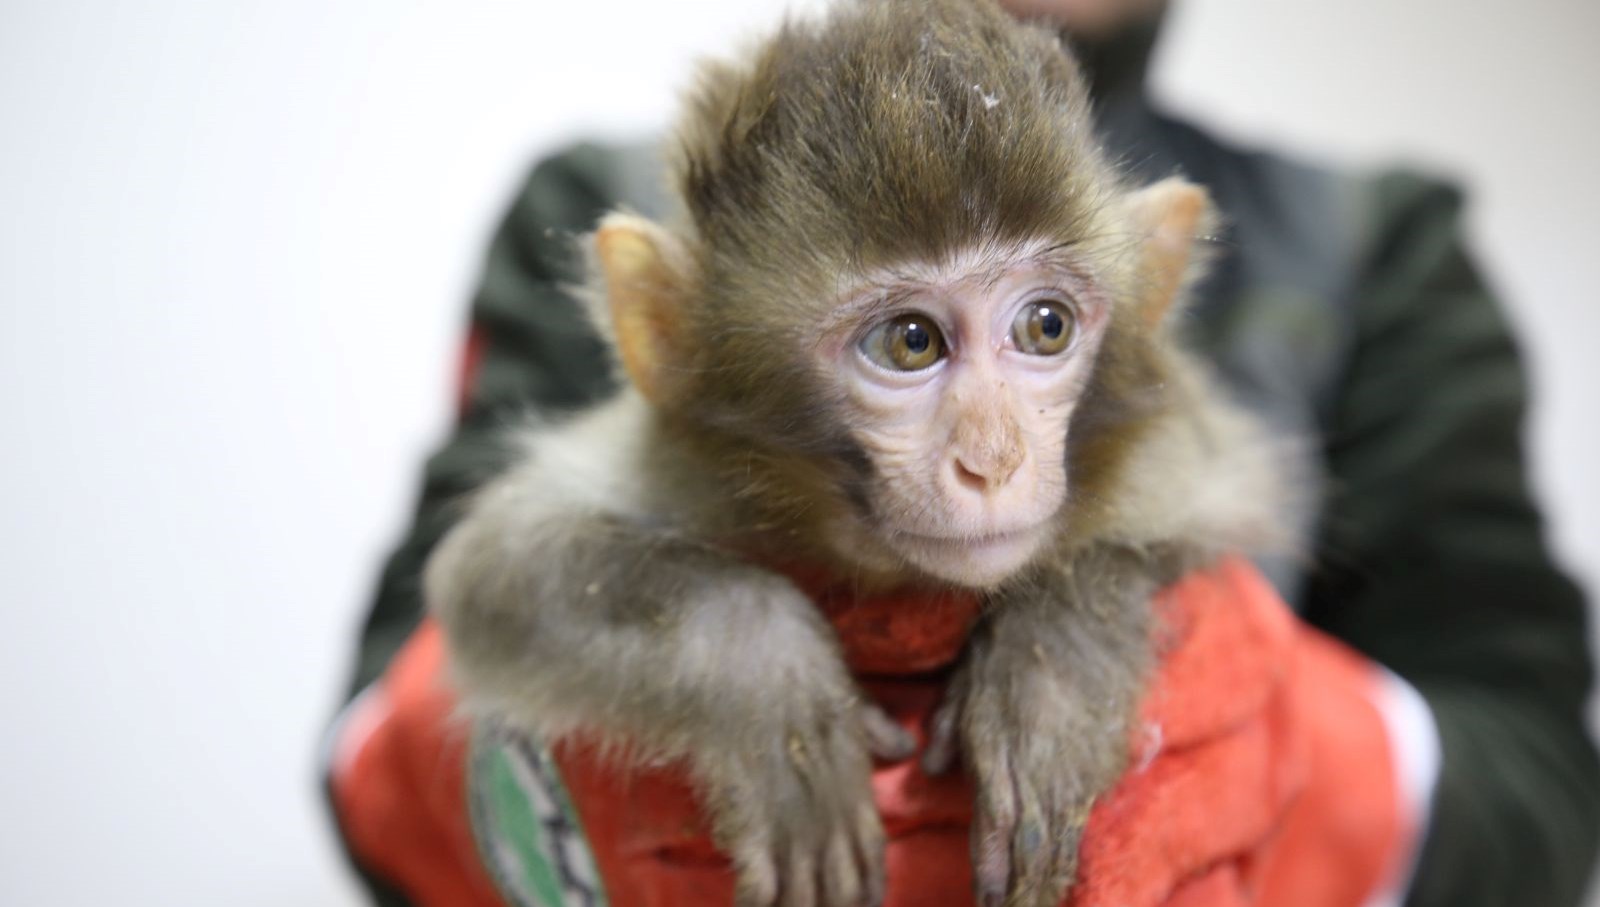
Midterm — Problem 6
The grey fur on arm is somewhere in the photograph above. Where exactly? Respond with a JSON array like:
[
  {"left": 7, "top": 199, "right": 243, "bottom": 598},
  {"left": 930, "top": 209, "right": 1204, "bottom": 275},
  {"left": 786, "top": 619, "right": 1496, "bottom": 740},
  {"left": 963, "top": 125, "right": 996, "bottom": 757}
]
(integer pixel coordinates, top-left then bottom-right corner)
[{"left": 424, "top": 433, "right": 894, "bottom": 907}]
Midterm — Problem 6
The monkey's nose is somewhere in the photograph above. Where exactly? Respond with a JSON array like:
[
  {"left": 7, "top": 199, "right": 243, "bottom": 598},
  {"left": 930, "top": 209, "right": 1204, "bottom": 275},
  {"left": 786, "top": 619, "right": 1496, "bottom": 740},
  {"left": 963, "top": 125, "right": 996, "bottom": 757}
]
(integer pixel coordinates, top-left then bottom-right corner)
[{"left": 952, "top": 454, "right": 1022, "bottom": 494}]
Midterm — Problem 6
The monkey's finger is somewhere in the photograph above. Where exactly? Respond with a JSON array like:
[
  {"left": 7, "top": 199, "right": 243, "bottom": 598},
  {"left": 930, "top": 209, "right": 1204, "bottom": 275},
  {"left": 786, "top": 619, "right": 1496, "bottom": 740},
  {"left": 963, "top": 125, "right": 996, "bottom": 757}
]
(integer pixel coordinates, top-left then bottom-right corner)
[
  {"left": 1065, "top": 796, "right": 1096, "bottom": 898},
  {"left": 779, "top": 848, "right": 819, "bottom": 907},
  {"left": 1045, "top": 823, "right": 1084, "bottom": 907},
  {"left": 734, "top": 854, "right": 780, "bottom": 907},
  {"left": 920, "top": 700, "right": 961, "bottom": 775},
  {"left": 808, "top": 721, "right": 883, "bottom": 905},
  {"left": 729, "top": 823, "right": 780, "bottom": 907},
  {"left": 860, "top": 853, "right": 887, "bottom": 907},
  {"left": 1007, "top": 777, "right": 1049, "bottom": 905},
  {"left": 972, "top": 814, "right": 1013, "bottom": 907},
  {"left": 971, "top": 749, "right": 1017, "bottom": 907},
  {"left": 853, "top": 801, "right": 889, "bottom": 907},
  {"left": 821, "top": 830, "right": 863, "bottom": 907},
  {"left": 860, "top": 703, "right": 916, "bottom": 762}
]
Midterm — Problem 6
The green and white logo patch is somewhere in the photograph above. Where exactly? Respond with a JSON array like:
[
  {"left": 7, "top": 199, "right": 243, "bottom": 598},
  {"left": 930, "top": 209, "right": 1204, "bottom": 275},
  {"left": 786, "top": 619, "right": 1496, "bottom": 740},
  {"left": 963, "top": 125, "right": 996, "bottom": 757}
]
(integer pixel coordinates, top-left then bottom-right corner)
[{"left": 469, "top": 726, "right": 607, "bottom": 907}]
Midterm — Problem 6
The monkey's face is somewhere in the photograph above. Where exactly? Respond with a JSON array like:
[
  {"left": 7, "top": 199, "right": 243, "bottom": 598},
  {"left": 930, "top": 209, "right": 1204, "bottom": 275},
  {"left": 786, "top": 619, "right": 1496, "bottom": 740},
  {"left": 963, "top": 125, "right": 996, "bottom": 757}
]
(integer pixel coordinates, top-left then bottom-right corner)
[{"left": 817, "top": 241, "right": 1112, "bottom": 589}]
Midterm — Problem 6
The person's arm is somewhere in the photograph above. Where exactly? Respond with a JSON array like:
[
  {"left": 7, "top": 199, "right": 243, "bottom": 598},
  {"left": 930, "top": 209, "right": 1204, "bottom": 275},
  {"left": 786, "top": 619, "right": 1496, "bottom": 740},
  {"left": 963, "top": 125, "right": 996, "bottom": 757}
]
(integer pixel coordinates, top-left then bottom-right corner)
[
  {"left": 1303, "top": 170, "right": 1600, "bottom": 906},
  {"left": 342, "top": 143, "right": 629, "bottom": 700}
]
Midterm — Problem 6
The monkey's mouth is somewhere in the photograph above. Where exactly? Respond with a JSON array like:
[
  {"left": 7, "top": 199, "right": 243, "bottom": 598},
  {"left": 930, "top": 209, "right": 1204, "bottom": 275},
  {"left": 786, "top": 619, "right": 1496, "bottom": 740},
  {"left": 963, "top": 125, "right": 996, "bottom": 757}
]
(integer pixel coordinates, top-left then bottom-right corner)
[
  {"left": 890, "top": 524, "right": 1049, "bottom": 586},
  {"left": 899, "top": 526, "right": 1037, "bottom": 547}
]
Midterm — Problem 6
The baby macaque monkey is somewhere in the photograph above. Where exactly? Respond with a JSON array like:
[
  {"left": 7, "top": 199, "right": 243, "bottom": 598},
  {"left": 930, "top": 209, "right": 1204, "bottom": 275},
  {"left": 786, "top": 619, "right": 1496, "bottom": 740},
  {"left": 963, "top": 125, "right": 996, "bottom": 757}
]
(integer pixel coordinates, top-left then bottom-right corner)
[{"left": 426, "top": 1, "right": 1284, "bottom": 905}]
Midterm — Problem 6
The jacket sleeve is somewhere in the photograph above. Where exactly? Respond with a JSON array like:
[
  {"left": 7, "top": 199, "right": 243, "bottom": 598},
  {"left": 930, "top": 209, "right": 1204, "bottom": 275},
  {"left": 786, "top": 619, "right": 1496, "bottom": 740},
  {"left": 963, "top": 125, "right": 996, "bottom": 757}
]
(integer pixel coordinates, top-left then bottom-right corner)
[
  {"left": 1301, "top": 171, "right": 1600, "bottom": 906},
  {"left": 341, "top": 143, "right": 625, "bottom": 701}
]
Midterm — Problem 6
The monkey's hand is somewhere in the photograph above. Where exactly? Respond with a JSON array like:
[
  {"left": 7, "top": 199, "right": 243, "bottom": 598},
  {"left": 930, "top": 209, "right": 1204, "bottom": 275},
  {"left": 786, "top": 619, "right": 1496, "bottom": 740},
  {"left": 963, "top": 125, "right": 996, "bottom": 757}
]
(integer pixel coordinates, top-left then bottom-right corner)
[
  {"left": 921, "top": 563, "right": 1155, "bottom": 907},
  {"left": 666, "top": 574, "right": 912, "bottom": 907},
  {"left": 697, "top": 687, "right": 913, "bottom": 907}
]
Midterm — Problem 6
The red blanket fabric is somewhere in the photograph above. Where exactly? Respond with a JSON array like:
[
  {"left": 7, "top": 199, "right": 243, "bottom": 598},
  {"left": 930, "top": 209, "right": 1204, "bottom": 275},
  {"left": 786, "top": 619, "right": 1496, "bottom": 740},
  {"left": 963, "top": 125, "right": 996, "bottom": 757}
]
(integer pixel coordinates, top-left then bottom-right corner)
[{"left": 331, "top": 558, "right": 1407, "bottom": 907}]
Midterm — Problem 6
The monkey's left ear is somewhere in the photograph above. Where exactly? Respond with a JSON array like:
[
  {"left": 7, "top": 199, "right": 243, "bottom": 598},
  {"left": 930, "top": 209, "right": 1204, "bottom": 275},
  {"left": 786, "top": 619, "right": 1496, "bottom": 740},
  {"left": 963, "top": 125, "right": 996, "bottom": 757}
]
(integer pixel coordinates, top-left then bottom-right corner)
[
  {"left": 1125, "top": 178, "right": 1216, "bottom": 328},
  {"left": 592, "top": 213, "right": 691, "bottom": 404}
]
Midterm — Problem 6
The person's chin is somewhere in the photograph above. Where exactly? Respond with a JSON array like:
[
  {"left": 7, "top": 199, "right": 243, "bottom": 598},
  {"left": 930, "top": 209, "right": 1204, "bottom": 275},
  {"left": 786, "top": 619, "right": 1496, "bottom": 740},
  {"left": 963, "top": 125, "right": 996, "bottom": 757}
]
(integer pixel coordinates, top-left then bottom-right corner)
[{"left": 895, "top": 525, "right": 1049, "bottom": 589}]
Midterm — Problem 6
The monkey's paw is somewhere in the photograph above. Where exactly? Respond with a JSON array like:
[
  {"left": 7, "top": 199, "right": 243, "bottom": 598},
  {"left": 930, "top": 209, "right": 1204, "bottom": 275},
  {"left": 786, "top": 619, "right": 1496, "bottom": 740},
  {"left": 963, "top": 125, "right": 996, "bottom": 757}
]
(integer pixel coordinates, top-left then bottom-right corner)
[
  {"left": 699, "top": 701, "right": 910, "bottom": 907},
  {"left": 923, "top": 669, "right": 1114, "bottom": 907}
]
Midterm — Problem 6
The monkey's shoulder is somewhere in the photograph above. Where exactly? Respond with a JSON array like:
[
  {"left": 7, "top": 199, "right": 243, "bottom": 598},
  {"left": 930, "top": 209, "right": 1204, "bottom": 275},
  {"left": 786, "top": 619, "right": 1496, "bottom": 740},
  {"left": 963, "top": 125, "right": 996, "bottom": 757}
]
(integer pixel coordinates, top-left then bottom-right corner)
[{"left": 505, "top": 392, "right": 728, "bottom": 522}]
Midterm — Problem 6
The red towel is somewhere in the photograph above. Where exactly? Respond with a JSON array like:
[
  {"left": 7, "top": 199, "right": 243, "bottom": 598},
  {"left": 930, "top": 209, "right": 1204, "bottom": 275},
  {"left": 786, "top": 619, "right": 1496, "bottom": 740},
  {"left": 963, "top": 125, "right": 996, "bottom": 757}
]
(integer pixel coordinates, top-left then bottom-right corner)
[{"left": 331, "top": 557, "right": 1409, "bottom": 907}]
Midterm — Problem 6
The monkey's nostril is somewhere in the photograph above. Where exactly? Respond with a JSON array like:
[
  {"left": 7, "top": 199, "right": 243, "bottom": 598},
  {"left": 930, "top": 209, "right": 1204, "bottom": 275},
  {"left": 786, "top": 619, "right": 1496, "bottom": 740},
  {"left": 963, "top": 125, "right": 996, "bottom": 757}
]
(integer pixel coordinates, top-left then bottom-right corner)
[
  {"left": 953, "top": 459, "right": 991, "bottom": 492},
  {"left": 953, "top": 449, "right": 1027, "bottom": 494}
]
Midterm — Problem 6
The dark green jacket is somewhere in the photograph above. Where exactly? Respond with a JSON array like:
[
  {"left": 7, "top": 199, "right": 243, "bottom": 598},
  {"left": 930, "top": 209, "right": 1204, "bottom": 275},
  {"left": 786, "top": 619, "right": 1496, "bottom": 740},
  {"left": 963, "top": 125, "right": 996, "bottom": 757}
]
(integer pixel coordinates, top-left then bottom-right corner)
[{"left": 336, "top": 43, "right": 1599, "bottom": 907}]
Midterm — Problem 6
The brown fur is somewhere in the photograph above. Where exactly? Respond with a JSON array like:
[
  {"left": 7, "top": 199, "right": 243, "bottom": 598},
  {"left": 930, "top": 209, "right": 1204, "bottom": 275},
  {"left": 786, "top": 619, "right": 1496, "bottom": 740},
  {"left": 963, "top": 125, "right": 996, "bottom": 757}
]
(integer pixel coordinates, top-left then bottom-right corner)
[{"left": 639, "top": 0, "right": 1128, "bottom": 532}]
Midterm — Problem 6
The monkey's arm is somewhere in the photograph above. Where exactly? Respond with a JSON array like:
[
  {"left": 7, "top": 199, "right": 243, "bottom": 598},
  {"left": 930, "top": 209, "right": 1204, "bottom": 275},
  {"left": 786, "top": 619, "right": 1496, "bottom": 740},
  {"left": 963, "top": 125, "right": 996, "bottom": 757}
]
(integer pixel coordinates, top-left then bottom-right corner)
[
  {"left": 425, "top": 450, "right": 902, "bottom": 907},
  {"left": 924, "top": 546, "right": 1161, "bottom": 907},
  {"left": 1304, "top": 172, "right": 1598, "bottom": 907}
]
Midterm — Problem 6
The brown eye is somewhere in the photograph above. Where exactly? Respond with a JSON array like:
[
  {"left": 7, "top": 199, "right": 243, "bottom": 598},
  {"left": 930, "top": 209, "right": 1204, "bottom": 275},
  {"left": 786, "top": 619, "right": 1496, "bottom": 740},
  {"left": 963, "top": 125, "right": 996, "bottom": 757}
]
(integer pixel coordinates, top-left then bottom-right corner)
[
  {"left": 1012, "top": 299, "right": 1076, "bottom": 356},
  {"left": 861, "top": 313, "right": 946, "bottom": 371}
]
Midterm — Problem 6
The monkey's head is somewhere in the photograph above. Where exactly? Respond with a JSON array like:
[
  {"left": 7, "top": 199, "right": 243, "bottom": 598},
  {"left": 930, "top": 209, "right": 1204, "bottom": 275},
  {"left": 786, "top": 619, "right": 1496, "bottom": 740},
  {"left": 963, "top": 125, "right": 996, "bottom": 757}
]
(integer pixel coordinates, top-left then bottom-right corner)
[{"left": 588, "top": 0, "right": 1211, "bottom": 590}]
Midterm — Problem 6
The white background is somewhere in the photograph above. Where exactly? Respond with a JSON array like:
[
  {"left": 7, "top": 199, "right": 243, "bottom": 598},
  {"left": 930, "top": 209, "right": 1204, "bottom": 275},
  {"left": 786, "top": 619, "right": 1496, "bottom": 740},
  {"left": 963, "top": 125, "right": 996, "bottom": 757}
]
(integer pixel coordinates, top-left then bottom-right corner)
[{"left": 1, "top": 1, "right": 1595, "bottom": 905}]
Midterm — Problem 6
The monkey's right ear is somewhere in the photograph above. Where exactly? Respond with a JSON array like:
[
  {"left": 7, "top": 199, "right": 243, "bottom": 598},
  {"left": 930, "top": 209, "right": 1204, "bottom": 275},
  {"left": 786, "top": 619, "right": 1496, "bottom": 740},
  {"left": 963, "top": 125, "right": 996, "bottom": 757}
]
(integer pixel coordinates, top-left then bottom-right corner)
[
  {"left": 592, "top": 213, "right": 691, "bottom": 404},
  {"left": 1125, "top": 178, "right": 1217, "bottom": 329}
]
